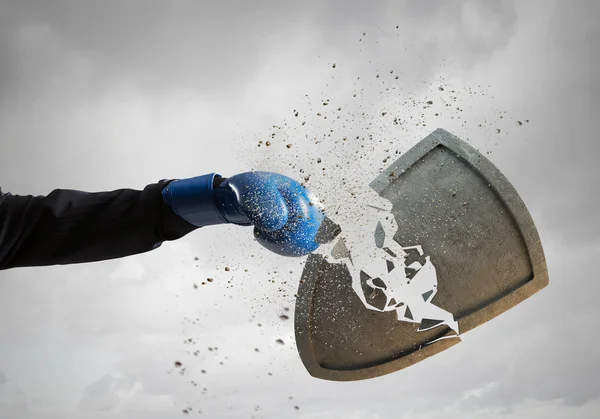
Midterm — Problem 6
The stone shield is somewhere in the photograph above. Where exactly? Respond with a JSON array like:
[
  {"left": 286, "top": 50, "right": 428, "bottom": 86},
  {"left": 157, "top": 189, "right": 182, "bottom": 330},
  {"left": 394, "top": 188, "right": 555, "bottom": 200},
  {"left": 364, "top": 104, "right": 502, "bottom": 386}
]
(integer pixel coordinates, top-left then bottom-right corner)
[{"left": 294, "top": 128, "right": 549, "bottom": 381}]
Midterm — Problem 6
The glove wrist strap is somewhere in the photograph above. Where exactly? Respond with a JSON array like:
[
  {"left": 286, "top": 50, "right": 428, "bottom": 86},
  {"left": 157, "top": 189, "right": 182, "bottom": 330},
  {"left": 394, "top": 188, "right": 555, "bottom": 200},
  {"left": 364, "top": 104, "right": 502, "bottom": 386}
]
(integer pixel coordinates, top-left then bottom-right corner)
[{"left": 161, "top": 173, "right": 228, "bottom": 227}]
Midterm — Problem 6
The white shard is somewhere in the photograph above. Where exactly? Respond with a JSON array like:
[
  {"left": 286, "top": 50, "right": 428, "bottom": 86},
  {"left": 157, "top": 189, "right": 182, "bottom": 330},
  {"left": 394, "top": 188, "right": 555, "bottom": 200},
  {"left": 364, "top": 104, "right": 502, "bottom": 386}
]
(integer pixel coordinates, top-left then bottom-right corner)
[{"left": 316, "top": 186, "right": 459, "bottom": 335}]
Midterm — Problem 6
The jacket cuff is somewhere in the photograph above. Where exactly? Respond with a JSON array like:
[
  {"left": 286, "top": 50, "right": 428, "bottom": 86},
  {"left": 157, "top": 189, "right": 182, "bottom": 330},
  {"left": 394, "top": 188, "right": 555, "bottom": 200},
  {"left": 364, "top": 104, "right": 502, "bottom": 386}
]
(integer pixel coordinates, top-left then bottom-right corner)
[{"left": 156, "top": 180, "right": 199, "bottom": 241}]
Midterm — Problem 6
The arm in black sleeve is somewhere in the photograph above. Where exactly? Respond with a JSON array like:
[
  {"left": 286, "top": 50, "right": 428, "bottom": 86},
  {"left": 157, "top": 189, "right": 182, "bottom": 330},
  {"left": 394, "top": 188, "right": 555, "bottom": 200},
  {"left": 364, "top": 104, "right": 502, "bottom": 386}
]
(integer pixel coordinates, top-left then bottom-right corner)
[{"left": 0, "top": 180, "right": 198, "bottom": 270}]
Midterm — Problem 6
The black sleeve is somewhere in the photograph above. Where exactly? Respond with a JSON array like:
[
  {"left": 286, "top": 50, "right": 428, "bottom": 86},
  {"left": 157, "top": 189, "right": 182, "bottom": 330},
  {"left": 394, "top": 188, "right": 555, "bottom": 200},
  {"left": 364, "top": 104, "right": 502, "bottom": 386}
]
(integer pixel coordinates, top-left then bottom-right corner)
[{"left": 0, "top": 180, "right": 198, "bottom": 270}]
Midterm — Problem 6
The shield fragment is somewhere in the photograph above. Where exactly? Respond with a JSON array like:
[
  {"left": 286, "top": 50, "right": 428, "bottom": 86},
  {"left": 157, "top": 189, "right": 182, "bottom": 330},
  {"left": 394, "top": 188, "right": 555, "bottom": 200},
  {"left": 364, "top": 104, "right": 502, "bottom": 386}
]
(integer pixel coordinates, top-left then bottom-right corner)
[{"left": 295, "top": 128, "right": 549, "bottom": 381}]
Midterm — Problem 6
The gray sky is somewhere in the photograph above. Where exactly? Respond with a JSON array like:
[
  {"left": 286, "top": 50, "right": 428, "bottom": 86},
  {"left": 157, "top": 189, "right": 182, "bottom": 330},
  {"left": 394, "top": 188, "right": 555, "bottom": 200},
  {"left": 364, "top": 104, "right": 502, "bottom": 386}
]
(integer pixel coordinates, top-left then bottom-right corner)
[{"left": 0, "top": 0, "right": 598, "bottom": 418}]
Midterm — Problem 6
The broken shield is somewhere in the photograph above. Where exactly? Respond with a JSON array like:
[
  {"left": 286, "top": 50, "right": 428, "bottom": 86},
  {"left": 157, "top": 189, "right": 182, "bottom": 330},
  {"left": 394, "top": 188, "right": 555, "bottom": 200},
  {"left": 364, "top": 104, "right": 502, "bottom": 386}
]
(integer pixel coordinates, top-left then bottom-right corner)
[{"left": 294, "top": 128, "right": 549, "bottom": 381}]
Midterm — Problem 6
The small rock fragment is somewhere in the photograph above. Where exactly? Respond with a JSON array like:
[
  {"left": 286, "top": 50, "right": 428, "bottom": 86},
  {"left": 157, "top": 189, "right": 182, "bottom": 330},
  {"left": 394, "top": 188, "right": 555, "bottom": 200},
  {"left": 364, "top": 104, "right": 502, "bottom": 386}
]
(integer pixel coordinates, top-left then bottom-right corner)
[
  {"left": 286, "top": 144, "right": 292, "bottom": 149},
  {"left": 276, "top": 339, "right": 285, "bottom": 345}
]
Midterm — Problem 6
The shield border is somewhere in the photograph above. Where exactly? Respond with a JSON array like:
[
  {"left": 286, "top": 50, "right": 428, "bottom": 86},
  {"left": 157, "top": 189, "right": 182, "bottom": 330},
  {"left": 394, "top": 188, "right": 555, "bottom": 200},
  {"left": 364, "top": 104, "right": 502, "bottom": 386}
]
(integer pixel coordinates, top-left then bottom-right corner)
[{"left": 294, "top": 128, "right": 549, "bottom": 381}]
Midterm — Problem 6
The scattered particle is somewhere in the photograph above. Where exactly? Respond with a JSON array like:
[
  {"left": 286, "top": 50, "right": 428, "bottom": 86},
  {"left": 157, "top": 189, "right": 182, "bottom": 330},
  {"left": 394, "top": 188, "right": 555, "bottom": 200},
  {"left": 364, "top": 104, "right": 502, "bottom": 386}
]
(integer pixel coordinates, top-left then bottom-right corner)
[
  {"left": 381, "top": 112, "right": 387, "bottom": 116},
  {"left": 317, "top": 158, "right": 322, "bottom": 163},
  {"left": 174, "top": 361, "right": 182, "bottom": 368},
  {"left": 276, "top": 339, "right": 285, "bottom": 345},
  {"left": 323, "top": 101, "right": 328, "bottom": 106},
  {"left": 286, "top": 144, "right": 292, "bottom": 149},
  {"left": 279, "top": 314, "right": 289, "bottom": 321},
  {"left": 332, "top": 63, "right": 336, "bottom": 68},
  {"left": 496, "top": 129, "right": 501, "bottom": 134},
  {"left": 438, "top": 86, "right": 444, "bottom": 91},
  {"left": 517, "top": 121, "right": 523, "bottom": 126},
  {"left": 295, "top": 406, "right": 300, "bottom": 410},
  {"left": 224, "top": 267, "right": 230, "bottom": 271},
  {"left": 426, "top": 100, "right": 433, "bottom": 105},
  {"left": 265, "top": 141, "right": 271, "bottom": 147},
  {"left": 207, "top": 278, "right": 214, "bottom": 283}
]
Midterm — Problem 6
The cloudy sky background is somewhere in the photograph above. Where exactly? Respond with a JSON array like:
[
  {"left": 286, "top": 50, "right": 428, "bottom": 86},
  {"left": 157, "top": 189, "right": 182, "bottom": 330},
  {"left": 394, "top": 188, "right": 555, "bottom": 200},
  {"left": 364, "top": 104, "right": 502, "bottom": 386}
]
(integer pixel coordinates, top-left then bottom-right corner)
[{"left": 0, "top": 0, "right": 598, "bottom": 418}]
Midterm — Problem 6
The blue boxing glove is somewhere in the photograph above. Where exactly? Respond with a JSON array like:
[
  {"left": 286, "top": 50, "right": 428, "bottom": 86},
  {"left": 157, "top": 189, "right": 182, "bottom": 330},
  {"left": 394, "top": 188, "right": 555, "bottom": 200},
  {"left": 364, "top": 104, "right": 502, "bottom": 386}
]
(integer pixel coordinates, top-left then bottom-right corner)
[{"left": 161, "top": 172, "right": 325, "bottom": 257}]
